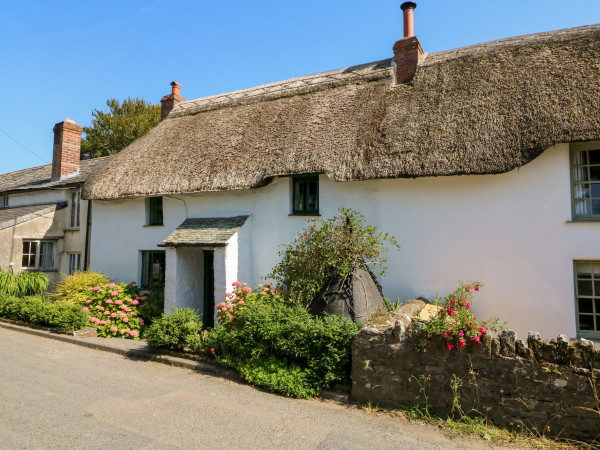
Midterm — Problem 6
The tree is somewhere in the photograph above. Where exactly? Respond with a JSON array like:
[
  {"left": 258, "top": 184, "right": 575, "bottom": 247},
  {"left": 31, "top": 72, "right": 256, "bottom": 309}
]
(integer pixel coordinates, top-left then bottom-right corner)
[{"left": 80, "top": 97, "right": 160, "bottom": 159}]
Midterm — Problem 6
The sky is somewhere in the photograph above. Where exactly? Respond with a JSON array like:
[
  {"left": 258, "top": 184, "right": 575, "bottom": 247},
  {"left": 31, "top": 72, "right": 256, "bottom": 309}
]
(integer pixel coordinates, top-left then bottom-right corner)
[{"left": 1, "top": 0, "right": 599, "bottom": 174}]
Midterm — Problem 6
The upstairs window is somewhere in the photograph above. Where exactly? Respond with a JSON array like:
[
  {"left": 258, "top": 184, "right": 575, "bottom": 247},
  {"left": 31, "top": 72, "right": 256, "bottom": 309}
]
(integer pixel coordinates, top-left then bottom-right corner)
[
  {"left": 292, "top": 175, "right": 319, "bottom": 215},
  {"left": 574, "top": 261, "right": 600, "bottom": 339},
  {"left": 0, "top": 195, "right": 7, "bottom": 208},
  {"left": 147, "top": 197, "right": 163, "bottom": 226},
  {"left": 571, "top": 142, "right": 600, "bottom": 220},
  {"left": 22, "top": 240, "right": 55, "bottom": 270},
  {"left": 70, "top": 190, "right": 81, "bottom": 228}
]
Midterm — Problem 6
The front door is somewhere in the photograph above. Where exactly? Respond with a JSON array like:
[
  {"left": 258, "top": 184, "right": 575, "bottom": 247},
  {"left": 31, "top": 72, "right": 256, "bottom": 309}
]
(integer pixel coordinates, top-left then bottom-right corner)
[{"left": 203, "top": 250, "right": 215, "bottom": 328}]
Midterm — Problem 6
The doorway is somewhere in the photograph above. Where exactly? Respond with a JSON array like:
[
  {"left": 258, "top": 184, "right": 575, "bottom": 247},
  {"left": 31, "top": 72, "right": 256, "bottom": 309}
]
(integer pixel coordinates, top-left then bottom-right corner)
[{"left": 203, "top": 250, "right": 215, "bottom": 328}]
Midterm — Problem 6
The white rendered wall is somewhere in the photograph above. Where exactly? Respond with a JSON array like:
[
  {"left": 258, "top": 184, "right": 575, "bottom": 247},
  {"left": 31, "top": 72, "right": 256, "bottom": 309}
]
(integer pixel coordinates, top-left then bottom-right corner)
[{"left": 90, "top": 143, "right": 592, "bottom": 339}]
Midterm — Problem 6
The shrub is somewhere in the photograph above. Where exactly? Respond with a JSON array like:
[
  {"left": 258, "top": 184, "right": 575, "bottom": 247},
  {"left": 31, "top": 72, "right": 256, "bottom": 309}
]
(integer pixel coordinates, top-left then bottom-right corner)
[
  {"left": 204, "top": 290, "right": 362, "bottom": 398},
  {"left": 0, "top": 268, "right": 49, "bottom": 297},
  {"left": 84, "top": 282, "right": 145, "bottom": 339},
  {"left": 215, "top": 281, "right": 281, "bottom": 325},
  {"left": 145, "top": 308, "right": 203, "bottom": 351},
  {"left": 423, "top": 281, "right": 506, "bottom": 350},
  {"left": 267, "top": 208, "right": 400, "bottom": 306},
  {"left": 0, "top": 294, "right": 88, "bottom": 332},
  {"left": 51, "top": 271, "right": 110, "bottom": 305}
]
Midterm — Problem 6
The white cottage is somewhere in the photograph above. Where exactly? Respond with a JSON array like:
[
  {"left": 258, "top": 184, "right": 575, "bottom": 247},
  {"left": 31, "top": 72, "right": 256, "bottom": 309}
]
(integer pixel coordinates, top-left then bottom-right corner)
[
  {"left": 0, "top": 119, "right": 111, "bottom": 286},
  {"left": 83, "top": 9, "right": 600, "bottom": 339}
]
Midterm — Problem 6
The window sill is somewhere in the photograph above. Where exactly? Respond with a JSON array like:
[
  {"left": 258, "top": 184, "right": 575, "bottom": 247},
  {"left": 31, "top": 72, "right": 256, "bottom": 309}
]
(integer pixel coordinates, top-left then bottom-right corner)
[
  {"left": 566, "top": 220, "right": 600, "bottom": 224},
  {"left": 289, "top": 212, "right": 320, "bottom": 217},
  {"left": 143, "top": 224, "right": 164, "bottom": 228},
  {"left": 64, "top": 227, "right": 80, "bottom": 232},
  {"left": 21, "top": 268, "right": 57, "bottom": 272}
]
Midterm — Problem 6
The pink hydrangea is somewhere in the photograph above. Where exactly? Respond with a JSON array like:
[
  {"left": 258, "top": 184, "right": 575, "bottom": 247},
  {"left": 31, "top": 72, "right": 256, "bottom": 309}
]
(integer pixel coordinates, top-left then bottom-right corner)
[
  {"left": 85, "top": 299, "right": 92, "bottom": 304},
  {"left": 242, "top": 287, "right": 252, "bottom": 293},
  {"left": 110, "top": 326, "right": 118, "bottom": 332},
  {"left": 110, "top": 291, "right": 119, "bottom": 297},
  {"left": 129, "top": 330, "right": 139, "bottom": 337},
  {"left": 103, "top": 311, "right": 110, "bottom": 316},
  {"left": 120, "top": 329, "right": 127, "bottom": 335},
  {"left": 108, "top": 282, "right": 116, "bottom": 287},
  {"left": 131, "top": 300, "right": 139, "bottom": 305},
  {"left": 122, "top": 317, "right": 129, "bottom": 323},
  {"left": 110, "top": 313, "right": 117, "bottom": 318},
  {"left": 82, "top": 307, "right": 89, "bottom": 312},
  {"left": 114, "top": 300, "right": 123, "bottom": 305},
  {"left": 232, "top": 281, "right": 242, "bottom": 287},
  {"left": 91, "top": 286, "right": 101, "bottom": 291},
  {"left": 139, "top": 318, "right": 144, "bottom": 325},
  {"left": 105, "top": 299, "right": 113, "bottom": 304}
]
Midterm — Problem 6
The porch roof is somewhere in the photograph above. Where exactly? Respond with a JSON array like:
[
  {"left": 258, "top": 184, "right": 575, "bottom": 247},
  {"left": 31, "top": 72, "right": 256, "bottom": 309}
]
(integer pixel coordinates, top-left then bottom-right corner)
[
  {"left": 0, "top": 202, "right": 67, "bottom": 231},
  {"left": 159, "top": 215, "right": 249, "bottom": 248}
]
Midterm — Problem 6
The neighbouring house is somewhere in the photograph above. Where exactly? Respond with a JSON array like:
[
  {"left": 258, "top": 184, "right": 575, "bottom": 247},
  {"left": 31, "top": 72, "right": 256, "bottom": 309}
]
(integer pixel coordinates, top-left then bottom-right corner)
[
  {"left": 83, "top": 4, "right": 600, "bottom": 339},
  {"left": 0, "top": 118, "right": 111, "bottom": 287}
]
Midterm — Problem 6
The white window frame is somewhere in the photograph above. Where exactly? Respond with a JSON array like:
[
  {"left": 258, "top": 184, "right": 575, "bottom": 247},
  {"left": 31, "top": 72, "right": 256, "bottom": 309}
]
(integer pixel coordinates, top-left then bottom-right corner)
[
  {"left": 70, "top": 190, "right": 81, "bottom": 228},
  {"left": 67, "top": 253, "right": 82, "bottom": 275},
  {"left": 22, "top": 240, "right": 56, "bottom": 270},
  {"left": 570, "top": 142, "right": 600, "bottom": 221}
]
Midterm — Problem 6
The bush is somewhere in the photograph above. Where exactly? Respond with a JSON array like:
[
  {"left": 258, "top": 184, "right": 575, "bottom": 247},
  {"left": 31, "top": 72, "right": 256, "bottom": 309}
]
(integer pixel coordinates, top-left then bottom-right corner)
[
  {"left": 0, "top": 294, "right": 88, "bottom": 332},
  {"left": 84, "top": 282, "right": 146, "bottom": 339},
  {"left": 51, "top": 271, "right": 110, "bottom": 305},
  {"left": 267, "top": 208, "right": 400, "bottom": 306},
  {"left": 0, "top": 268, "right": 49, "bottom": 296},
  {"left": 145, "top": 308, "right": 203, "bottom": 351},
  {"left": 204, "top": 291, "right": 361, "bottom": 398}
]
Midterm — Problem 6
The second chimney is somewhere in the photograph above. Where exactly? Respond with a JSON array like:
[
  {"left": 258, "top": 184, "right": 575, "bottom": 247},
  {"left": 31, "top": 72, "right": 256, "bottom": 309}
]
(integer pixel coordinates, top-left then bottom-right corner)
[
  {"left": 52, "top": 118, "right": 82, "bottom": 180},
  {"left": 160, "top": 81, "right": 185, "bottom": 120},
  {"left": 393, "top": 2, "right": 424, "bottom": 84}
]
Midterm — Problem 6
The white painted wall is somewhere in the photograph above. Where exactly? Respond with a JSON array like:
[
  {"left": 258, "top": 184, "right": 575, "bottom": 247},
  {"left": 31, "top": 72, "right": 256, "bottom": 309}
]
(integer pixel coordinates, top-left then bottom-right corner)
[{"left": 89, "top": 143, "right": 593, "bottom": 339}]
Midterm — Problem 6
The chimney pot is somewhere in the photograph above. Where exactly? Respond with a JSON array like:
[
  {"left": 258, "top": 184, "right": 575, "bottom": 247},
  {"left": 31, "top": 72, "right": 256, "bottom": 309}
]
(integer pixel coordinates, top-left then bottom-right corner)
[
  {"left": 400, "top": 1, "right": 417, "bottom": 38},
  {"left": 393, "top": 2, "right": 423, "bottom": 84},
  {"left": 161, "top": 81, "right": 186, "bottom": 120}
]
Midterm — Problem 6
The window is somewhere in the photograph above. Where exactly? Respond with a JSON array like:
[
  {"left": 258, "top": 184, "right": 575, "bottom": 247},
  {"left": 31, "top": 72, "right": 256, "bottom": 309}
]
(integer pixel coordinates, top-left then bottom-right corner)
[
  {"left": 574, "top": 261, "right": 600, "bottom": 338},
  {"left": 22, "top": 240, "right": 55, "bottom": 270},
  {"left": 291, "top": 175, "right": 319, "bottom": 215},
  {"left": 147, "top": 197, "right": 163, "bottom": 226},
  {"left": 141, "top": 251, "right": 165, "bottom": 287},
  {"left": 68, "top": 253, "right": 82, "bottom": 275},
  {"left": 571, "top": 142, "right": 600, "bottom": 220},
  {"left": 0, "top": 195, "right": 7, "bottom": 208},
  {"left": 70, "top": 190, "right": 80, "bottom": 228}
]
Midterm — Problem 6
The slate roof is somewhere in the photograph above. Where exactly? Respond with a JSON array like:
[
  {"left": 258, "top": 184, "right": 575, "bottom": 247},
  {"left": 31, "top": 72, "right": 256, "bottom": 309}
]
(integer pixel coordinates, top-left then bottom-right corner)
[
  {"left": 160, "top": 216, "right": 250, "bottom": 248},
  {"left": 0, "top": 157, "right": 112, "bottom": 195},
  {"left": 0, "top": 202, "right": 67, "bottom": 231}
]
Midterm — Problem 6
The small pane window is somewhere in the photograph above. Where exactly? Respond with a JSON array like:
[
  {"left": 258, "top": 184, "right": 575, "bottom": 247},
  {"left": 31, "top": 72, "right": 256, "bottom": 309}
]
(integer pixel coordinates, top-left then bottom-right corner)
[
  {"left": 68, "top": 253, "right": 82, "bottom": 275},
  {"left": 574, "top": 261, "right": 600, "bottom": 338},
  {"left": 571, "top": 143, "right": 600, "bottom": 220},
  {"left": 292, "top": 176, "right": 319, "bottom": 215},
  {"left": 70, "top": 191, "right": 80, "bottom": 228},
  {"left": 21, "top": 240, "right": 55, "bottom": 270},
  {"left": 141, "top": 251, "right": 165, "bottom": 288},
  {"left": 147, "top": 197, "right": 163, "bottom": 226}
]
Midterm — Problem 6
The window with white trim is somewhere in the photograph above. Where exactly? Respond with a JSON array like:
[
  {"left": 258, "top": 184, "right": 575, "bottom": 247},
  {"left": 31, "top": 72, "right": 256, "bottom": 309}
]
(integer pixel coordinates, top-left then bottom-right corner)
[
  {"left": 22, "top": 240, "right": 55, "bottom": 270},
  {"left": 68, "top": 253, "right": 82, "bottom": 275},
  {"left": 571, "top": 142, "right": 600, "bottom": 220},
  {"left": 70, "top": 190, "right": 81, "bottom": 228},
  {"left": 574, "top": 261, "right": 600, "bottom": 339}
]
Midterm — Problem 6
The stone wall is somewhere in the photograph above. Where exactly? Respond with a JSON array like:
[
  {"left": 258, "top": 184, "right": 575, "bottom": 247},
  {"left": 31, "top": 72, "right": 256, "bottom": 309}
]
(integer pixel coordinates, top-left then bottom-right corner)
[{"left": 352, "top": 322, "right": 600, "bottom": 442}]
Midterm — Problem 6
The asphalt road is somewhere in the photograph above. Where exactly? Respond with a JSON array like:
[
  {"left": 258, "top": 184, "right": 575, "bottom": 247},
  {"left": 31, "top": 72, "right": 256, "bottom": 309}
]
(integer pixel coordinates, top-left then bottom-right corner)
[{"left": 0, "top": 327, "right": 499, "bottom": 449}]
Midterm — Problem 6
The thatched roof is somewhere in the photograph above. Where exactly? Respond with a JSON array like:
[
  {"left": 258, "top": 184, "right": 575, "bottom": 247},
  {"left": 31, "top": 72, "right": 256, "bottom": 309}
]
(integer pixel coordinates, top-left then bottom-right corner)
[
  {"left": 83, "top": 24, "right": 600, "bottom": 200},
  {"left": 0, "top": 157, "right": 112, "bottom": 195},
  {"left": 159, "top": 216, "right": 249, "bottom": 248}
]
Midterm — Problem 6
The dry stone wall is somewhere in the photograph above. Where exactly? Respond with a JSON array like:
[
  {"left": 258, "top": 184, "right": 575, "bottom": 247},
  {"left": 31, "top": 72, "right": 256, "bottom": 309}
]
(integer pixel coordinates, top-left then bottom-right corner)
[{"left": 352, "top": 321, "right": 600, "bottom": 442}]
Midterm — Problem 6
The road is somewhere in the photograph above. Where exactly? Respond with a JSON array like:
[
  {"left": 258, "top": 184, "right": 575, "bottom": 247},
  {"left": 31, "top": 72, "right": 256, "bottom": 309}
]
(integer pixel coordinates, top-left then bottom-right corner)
[{"left": 0, "top": 327, "right": 498, "bottom": 449}]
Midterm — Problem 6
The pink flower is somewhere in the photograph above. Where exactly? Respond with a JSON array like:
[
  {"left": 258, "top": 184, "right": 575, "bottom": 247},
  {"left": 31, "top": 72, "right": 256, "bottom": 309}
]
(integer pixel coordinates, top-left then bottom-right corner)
[
  {"left": 478, "top": 327, "right": 486, "bottom": 334},
  {"left": 91, "top": 286, "right": 101, "bottom": 291},
  {"left": 210, "top": 348, "right": 215, "bottom": 353},
  {"left": 139, "top": 296, "right": 148, "bottom": 301},
  {"left": 238, "top": 300, "right": 245, "bottom": 305},
  {"left": 111, "top": 313, "right": 117, "bottom": 318},
  {"left": 458, "top": 331, "right": 464, "bottom": 337},
  {"left": 82, "top": 307, "right": 90, "bottom": 312},
  {"left": 108, "top": 283, "right": 116, "bottom": 287},
  {"left": 450, "top": 299, "right": 455, "bottom": 305},
  {"left": 225, "top": 293, "right": 232, "bottom": 298},
  {"left": 131, "top": 300, "right": 139, "bottom": 305},
  {"left": 458, "top": 339, "right": 465, "bottom": 348},
  {"left": 139, "top": 318, "right": 144, "bottom": 325},
  {"left": 475, "top": 284, "right": 481, "bottom": 291},
  {"left": 472, "top": 336, "right": 480, "bottom": 342},
  {"left": 105, "top": 299, "right": 113, "bottom": 304},
  {"left": 242, "top": 287, "right": 252, "bottom": 293},
  {"left": 114, "top": 300, "right": 123, "bottom": 305},
  {"left": 446, "top": 342, "right": 454, "bottom": 350},
  {"left": 216, "top": 302, "right": 226, "bottom": 308},
  {"left": 103, "top": 311, "right": 110, "bottom": 316},
  {"left": 85, "top": 299, "right": 92, "bottom": 304},
  {"left": 232, "top": 281, "right": 242, "bottom": 287},
  {"left": 466, "top": 303, "right": 471, "bottom": 310},
  {"left": 129, "top": 311, "right": 134, "bottom": 316},
  {"left": 110, "top": 326, "right": 118, "bottom": 332},
  {"left": 110, "top": 291, "right": 119, "bottom": 297},
  {"left": 122, "top": 317, "right": 129, "bottom": 323},
  {"left": 120, "top": 329, "right": 127, "bottom": 335},
  {"left": 129, "top": 330, "right": 139, "bottom": 337}
]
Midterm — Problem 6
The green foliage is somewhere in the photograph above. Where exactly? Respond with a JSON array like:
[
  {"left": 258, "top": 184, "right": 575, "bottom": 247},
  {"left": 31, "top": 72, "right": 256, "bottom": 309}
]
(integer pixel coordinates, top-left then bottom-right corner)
[
  {"left": 204, "top": 294, "right": 362, "bottom": 398},
  {"left": 0, "top": 267, "right": 49, "bottom": 297},
  {"left": 138, "top": 283, "right": 165, "bottom": 326},
  {"left": 0, "top": 294, "right": 88, "bottom": 332},
  {"left": 81, "top": 97, "right": 160, "bottom": 159},
  {"left": 51, "top": 271, "right": 110, "bottom": 305},
  {"left": 84, "top": 282, "right": 145, "bottom": 339},
  {"left": 216, "top": 281, "right": 280, "bottom": 325},
  {"left": 268, "top": 208, "right": 400, "bottom": 306},
  {"left": 383, "top": 297, "right": 401, "bottom": 311},
  {"left": 423, "top": 281, "right": 506, "bottom": 350},
  {"left": 145, "top": 308, "right": 203, "bottom": 351}
]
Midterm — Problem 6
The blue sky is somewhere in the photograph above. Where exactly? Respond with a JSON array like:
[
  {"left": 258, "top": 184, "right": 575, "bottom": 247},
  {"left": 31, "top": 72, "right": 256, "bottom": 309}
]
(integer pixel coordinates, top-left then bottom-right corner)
[{"left": 1, "top": 0, "right": 599, "bottom": 173}]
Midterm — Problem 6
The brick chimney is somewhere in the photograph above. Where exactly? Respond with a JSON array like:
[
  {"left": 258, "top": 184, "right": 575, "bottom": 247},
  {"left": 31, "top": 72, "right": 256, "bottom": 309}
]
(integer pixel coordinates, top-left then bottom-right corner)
[
  {"left": 393, "top": 2, "right": 424, "bottom": 84},
  {"left": 52, "top": 118, "right": 82, "bottom": 180},
  {"left": 160, "top": 81, "right": 185, "bottom": 120}
]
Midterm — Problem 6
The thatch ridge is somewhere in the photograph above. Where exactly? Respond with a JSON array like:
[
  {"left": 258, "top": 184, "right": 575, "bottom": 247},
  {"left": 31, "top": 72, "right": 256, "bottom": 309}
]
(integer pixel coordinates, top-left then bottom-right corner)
[{"left": 83, "top": 24, "right": 600, "bottom": 200}]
